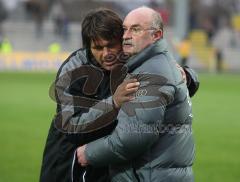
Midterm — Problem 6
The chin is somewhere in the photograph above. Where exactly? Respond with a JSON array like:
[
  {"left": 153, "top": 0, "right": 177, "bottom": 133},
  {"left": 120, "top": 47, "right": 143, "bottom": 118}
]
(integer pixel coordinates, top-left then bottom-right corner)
[
  {"left": 103, "top": 66, "right": 113, "bottom": 71},
  {"left": 123, "top": 50, "right": 133, "bottom": 55}
]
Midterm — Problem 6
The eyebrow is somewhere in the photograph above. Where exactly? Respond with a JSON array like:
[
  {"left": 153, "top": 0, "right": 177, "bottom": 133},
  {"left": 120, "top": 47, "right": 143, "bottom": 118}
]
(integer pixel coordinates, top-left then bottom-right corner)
[
  {"left": 91, "top": 41, "right": 117, "bottom": 48},
  {"left": 123, "top": 24, "right": 142, "bottom": 28},
  {"left": 91, "top": 43, "right": 105, "bottom": 48}
]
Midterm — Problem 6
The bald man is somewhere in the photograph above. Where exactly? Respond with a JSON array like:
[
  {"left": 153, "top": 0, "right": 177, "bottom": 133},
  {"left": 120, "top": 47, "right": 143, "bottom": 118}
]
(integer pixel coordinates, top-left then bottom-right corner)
[{"left": 76, "top": 7, "right": 195, "bottom": 182}]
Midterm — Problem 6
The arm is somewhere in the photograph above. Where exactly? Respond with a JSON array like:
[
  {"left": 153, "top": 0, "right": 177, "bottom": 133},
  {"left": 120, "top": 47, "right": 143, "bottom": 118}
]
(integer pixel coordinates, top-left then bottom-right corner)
[
  {"left": 81, "top": 74, "right": 175, "bottom": 166},
  {"left": 53, "top": 66, "right": 139, "bottom": 144}
]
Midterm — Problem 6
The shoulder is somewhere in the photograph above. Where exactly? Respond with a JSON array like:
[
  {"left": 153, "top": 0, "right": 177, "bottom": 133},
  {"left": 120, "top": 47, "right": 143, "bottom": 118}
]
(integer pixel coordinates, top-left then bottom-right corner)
[
  {"left": 56, "top": 48, "right": 89, "bottom": 78},
  {"left": 134, "top": 53, "right": 183, "bottom": 86}
]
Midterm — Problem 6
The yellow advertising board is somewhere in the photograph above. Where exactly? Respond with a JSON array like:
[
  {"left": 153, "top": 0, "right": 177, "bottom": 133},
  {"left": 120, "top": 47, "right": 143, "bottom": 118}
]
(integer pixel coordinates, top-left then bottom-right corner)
[
  {"left": 0, "top": 52, "right": 70, "bottom": 71},
  {"left": 232, "top": 14, "right": 240, "bottom": 31}
]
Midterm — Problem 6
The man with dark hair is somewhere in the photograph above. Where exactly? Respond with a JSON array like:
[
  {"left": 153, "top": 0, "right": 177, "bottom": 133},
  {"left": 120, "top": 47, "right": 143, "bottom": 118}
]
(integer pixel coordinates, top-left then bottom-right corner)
[
  {"left": 76, "top": 7, "right": 197, "bottom": 181},
  {"left": 40, "top": 8, "right": 139, "bottom": 182}
]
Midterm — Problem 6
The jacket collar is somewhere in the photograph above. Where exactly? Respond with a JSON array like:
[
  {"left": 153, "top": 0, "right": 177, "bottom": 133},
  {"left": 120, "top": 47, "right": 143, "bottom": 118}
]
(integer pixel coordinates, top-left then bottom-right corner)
[{"left": 126, "top": 38, "right": 168, "bottom": 72}]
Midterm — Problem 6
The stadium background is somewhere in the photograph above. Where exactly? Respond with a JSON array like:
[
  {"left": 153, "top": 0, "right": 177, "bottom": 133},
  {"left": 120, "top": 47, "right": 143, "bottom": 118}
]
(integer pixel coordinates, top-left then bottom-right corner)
[{"left": 0, "top": 0, "right": 240, "bottom": 181}]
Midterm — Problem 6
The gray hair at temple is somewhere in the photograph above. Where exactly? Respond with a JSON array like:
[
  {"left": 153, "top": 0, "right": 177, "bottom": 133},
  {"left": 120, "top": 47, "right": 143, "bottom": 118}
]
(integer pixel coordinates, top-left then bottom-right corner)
[
  {"left": 151, "top": 11, "right": 164, "bottom": 31},
  {"left": 139, "top": 6, "right": 164, "bottom": 31}
]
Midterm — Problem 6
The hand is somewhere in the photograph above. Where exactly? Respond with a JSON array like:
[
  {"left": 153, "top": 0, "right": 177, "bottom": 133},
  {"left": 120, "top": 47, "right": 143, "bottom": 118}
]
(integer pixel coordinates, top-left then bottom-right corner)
[
  {"left": 113, "top": 79, "right": 140, "bottom": 108},
  {"left": 77, "top": 145, "right": 88, "bottom": 167},
  {"left": 176, "top": 63, "right": 187, "bottom": 83}
]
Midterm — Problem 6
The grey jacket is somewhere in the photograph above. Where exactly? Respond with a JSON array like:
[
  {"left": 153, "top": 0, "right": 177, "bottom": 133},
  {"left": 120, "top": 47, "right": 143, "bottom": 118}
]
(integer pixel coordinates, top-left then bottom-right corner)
[{"left": 84, "top": 39, "right": 195, "bottom": 182}]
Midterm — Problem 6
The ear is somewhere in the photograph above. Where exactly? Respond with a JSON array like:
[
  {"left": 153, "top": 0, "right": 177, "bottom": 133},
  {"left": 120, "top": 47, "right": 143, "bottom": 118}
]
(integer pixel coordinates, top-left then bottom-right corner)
[{"left": 152, "top": 29, "right": 163, "bottom": 41}]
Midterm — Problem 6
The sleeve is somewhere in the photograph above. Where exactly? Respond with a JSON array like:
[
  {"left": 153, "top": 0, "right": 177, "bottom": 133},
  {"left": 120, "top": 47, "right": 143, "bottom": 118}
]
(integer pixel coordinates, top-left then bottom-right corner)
[
  {"left": 55, "top": 95, "right": 118, "bottom": 145},
  {"left": 85, "top": 73, "right": 176, "bottom": 166},
  {"left": 183, "top": 66, "right": 200, "bottom": 97},
  {"left": 52, "top": 57, "right": 119, "bottom": 145}
]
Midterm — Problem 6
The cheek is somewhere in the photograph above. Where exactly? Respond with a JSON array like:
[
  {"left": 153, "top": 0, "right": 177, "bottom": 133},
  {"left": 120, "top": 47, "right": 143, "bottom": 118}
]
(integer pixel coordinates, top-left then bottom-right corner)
[
  {"left": 133, "top": 38, "right": 145, "bottom": 51},
  {"left": 135, "top": 35, "right": 152, "bottom": 50},
  {"left": 111, "top": 46, "right": 122, "bottom": 54},
  {"left": 91, "top": 50, "right": 102, "bottom": 62},
  {"left": 91, "top": 49, "right": 96, "bottom": 57}
]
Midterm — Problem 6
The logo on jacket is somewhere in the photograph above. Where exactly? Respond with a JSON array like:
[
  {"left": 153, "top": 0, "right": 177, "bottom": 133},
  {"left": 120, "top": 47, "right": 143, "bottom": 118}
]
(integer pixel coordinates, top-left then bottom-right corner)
[{"left": 136, "top": 89, "right": 147, "bottom": 97}]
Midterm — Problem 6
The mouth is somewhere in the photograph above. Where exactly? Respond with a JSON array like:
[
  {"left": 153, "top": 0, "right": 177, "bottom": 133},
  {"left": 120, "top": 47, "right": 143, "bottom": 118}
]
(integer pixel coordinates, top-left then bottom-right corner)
[
  {"left": 102, "top": 59, "right": 118, "bottom": 67},
  {"left": 103, "top": 53, "right": 119, "bottom": 66},
  {"left": 123, "top": 44, "right": 133, "bottom": 49},
  {"left": 123, "top": 40, "right": 133, "bottom": 48}
]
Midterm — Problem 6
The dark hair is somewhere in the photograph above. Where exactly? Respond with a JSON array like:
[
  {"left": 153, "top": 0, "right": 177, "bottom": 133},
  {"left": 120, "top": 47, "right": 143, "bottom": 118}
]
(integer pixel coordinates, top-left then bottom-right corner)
[{"left": 81, "top": 8, "right": 123, "bottom": 50}]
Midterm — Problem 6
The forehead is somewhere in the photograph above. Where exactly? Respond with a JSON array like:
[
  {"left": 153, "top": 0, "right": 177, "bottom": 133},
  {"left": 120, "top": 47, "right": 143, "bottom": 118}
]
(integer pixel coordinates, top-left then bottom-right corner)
[
  {"left": 123, "top": 10, "right": 152, "bottom": 27},
  {"left": 91, "top": 38, "right": 119, "bottom": 47}
]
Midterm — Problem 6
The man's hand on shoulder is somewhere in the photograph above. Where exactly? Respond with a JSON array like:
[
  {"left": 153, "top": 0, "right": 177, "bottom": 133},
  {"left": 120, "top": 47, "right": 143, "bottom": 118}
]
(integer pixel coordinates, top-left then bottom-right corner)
[{"left": 113, "top": 79, "right": 140, "bottom": 108}]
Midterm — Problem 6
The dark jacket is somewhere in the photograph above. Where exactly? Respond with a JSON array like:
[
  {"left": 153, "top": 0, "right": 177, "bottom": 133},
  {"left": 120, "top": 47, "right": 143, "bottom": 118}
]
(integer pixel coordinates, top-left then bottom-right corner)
[
  {"left": 83, "top": 39, "right": 195, "bottom": 182},
  {"left": 40, "top": 49, "right": 116, "bottom": 182}
]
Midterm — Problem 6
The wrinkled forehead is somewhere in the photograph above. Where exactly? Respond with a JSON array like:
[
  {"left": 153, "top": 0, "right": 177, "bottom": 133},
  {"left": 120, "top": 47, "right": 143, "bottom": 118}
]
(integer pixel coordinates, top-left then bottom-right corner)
[{"left": 123, "top": 10, "right": 152, "bottom": 28}]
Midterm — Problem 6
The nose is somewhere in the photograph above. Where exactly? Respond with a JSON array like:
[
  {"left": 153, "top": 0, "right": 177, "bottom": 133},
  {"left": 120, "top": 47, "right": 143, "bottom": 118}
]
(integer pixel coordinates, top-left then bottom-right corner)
[
  {"left": 123, "top": 29, "right": 132, "bottom": 40},
  {"left": 102, "top": 47, "right": 110, "bottom": 58}
]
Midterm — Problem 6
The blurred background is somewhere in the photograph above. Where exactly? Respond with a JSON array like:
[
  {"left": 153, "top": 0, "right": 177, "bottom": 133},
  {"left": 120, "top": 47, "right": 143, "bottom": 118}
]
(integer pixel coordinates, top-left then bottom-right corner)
[{"left": 0, "top": 0, "right": 239, "bottom": 181}]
